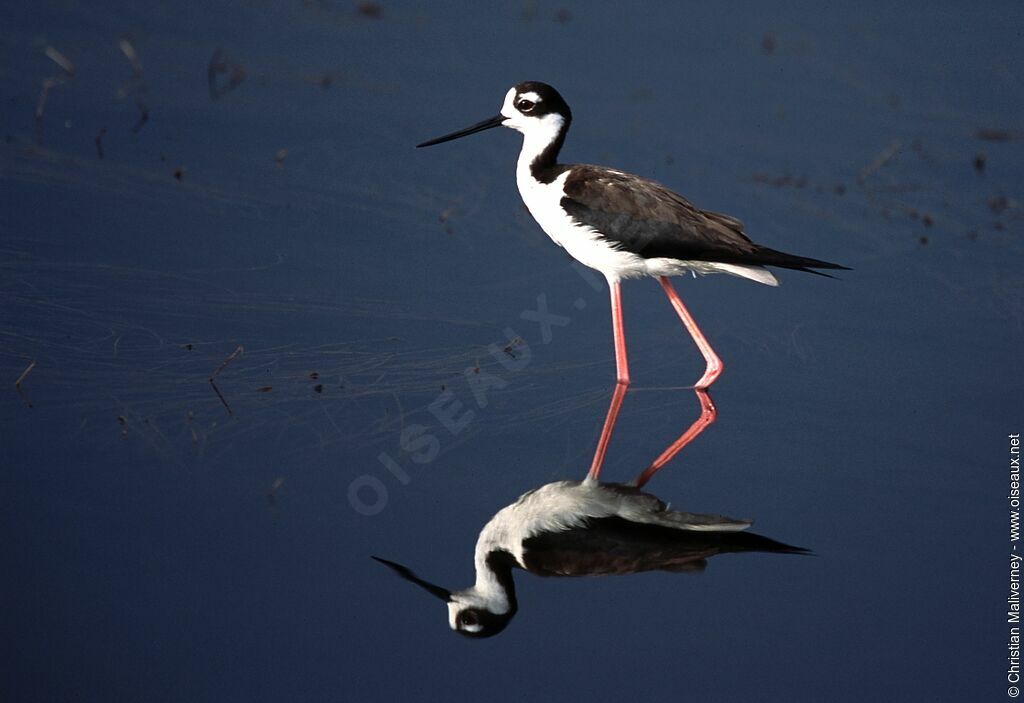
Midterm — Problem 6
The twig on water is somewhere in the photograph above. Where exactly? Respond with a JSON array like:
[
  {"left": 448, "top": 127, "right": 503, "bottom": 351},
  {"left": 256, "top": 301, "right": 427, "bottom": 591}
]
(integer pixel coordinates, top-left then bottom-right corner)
[
  {"left": 35, "top": 46, "right": 75, "bottom": 144},
  {"left": 44, "top": 46, "right": 75, "bottom": 75},
  {"left": 266, "top": 477, "right": 285, "bottom": 506},
  {"left": 858, "top": 139, "right": 902, "bottom": 184},
  {"left": 118, "top": 38, "right": 150, "bottom": 133},
  {"left": 209, "top": 346, "right": 243, "bottom": 415},
  {"left": 95, "top": 127, "right": 107, "bottom": 158},
  {"left": 15, "top": 360, "right": 36, "bottom": 408}
]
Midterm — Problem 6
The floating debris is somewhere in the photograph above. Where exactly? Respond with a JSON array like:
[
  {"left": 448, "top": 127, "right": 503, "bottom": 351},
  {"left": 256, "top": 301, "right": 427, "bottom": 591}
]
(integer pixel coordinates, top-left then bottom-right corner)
[
  {"left": 119, "top": 38, "right": 142, "bottom": 75},
  {"left": 35, "top": 46, "right": 76, "bottom": 144},
  {"left": 266, "top": 477, "right": 285, "bottom": 505},
  {"left": 974, "top": 152, "right": 986, "bottom": 173},
  {"left": 14, "top": 360, "right": 36, "bottom": 389},
  {"left": 95, "top": 127, "right": 107, "bottom": 159},
  {"left": 34, "top": 76, "right": 66, "bottom": 119},
  {"left": 761, "top": 32, "right": 776, "bottom": 54},
  {"left": 975, "top": 128, "right": 1015, "bottom": 142},
  {"left": 905, "top": 208, "right": 934, "bottom": 226},
  {"left": 208, "top": 49, "right": 246, "bottom": 99},
  {"left": 44, "top": 46, "right": 75, "bottom": 75},
  {"left": 858, "top": 140, "right": 902, "bottom": 183},
  {"left": 118, "top": 38, "right": 149, "bottom": 133},
  {"left": 910, "top": 139, "right": 931, "bottom": 162},
  {"left": 751, "top": 173, "right": 808, "bottom": 188},
  {"left": 131, "top": 100, "right": 149, "bottom": 133},
  {"left": 988, "top": 195, "right": 1010, "bottom": 214},
  {"left": 209, "top": 345, "right": 244, "bottom": 415},
  {"left": 15, "top": 360, "right": 36, "bottom": 408},
  {"left": 275, "top": 148, "right": 288, "bottom": 166},
  {"left": 356, "top": 2, "right": 382, "bottom": 18},
  {"left": 503, "top": 337, "right": 524, "bottom": 358},
  {"left": 438, "top": 206, "right": 457, "bottom": 234},
  {"left": 302, "top": 72, "right": 337, "bottom": 90}
]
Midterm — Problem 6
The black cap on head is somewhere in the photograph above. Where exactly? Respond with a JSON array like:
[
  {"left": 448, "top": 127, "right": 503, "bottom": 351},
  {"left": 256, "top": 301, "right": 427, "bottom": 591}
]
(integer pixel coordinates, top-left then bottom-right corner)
[
  {"left": 511, "top": 81, "right": 572, "bottom": 122},
  {"left": 452, "top": 606, "right": 515, "bottom": 639}
]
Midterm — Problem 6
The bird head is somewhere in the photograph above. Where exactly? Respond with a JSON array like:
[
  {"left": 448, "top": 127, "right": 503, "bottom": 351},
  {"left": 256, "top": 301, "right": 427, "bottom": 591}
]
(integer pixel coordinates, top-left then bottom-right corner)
[
  {"left": 372, "top": 556, "right": 515, "bottom": 638},
  {"left": 416, "top": 81, "right": 571, "bottom": 148}
]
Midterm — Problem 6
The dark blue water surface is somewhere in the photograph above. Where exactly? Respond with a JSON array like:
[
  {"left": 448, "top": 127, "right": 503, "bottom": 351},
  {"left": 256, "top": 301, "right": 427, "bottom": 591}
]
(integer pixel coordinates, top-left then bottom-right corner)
[{"left": 2, "top": 2, "right": 1022, "bottom": 701}]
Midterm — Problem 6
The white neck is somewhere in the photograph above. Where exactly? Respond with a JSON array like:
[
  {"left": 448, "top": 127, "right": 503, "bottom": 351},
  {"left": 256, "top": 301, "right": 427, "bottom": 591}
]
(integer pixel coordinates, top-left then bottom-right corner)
[
  {"left": 515, "top": 113, "right": 566, "bottom": 183},
  {"left": 467, "top": 537, "right": 513, "bottom": 612}
]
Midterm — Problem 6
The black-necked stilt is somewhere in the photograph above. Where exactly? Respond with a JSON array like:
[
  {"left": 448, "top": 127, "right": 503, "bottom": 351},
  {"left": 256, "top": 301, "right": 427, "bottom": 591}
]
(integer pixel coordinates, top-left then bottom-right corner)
[
  {"left": 374, "top": 479, "right": 807, "bottom": 638},
  {"left": 418, "top": 82, "right": 849, "bottom": 481}
]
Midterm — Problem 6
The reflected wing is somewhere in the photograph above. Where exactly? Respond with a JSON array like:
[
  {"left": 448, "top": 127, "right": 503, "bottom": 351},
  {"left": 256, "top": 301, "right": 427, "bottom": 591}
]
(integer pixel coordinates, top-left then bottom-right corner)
[{"left": 521, "top": 516, "right": 807, "bottom": 577}]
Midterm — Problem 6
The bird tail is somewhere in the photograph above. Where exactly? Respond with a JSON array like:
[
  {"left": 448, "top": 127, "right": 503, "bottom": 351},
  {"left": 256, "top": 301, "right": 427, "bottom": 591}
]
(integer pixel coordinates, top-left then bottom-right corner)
[
  {"left": 719, "top": 531, "right": 812, "bottom": 555},
  {"left": 754, "top": 246, "right": 851, "bottom": 278}
]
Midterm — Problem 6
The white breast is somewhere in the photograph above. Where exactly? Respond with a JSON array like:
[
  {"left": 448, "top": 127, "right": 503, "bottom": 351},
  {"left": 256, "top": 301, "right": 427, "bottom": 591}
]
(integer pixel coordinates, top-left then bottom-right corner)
[{"left": 515, "top": 166, "right": 648, "bottom": 282}]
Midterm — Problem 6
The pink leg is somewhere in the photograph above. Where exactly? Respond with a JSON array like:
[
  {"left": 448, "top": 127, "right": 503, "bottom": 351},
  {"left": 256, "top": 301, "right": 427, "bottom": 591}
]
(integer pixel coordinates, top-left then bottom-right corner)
[
  {"left": 587, "top": 281, "right": 630, "bottom": 481},
  {"left": 659, "top": 276, "right": 723, "bottom": 389},
  {"left": 632, "top": 389, "right": 717, "bottom": 488}
]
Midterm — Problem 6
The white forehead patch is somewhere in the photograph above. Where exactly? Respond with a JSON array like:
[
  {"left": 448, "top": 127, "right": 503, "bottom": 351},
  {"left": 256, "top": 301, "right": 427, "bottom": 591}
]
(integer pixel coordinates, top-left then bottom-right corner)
[
  {"left": 501, "top": 88, "right": 545, "bottom": 119},
  {"left": 447, "top": 603, "right": 482, "bottom": 633},
  {"left": 500, "top": 87, "right": 518, "bottom": 118}
]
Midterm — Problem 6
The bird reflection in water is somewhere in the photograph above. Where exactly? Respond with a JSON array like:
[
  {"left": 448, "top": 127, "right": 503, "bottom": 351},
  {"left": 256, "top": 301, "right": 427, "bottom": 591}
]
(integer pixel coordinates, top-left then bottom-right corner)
[{"left": 373, "top": 391, "right": 806, "bottom": 639}]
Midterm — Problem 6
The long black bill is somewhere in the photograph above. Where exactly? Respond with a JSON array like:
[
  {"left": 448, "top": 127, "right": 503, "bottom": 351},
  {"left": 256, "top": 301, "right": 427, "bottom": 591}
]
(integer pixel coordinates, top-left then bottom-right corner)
[
  {"left": 372, "top": 556, "right": 453, "bottom": 602},
  {"left": 416, "top": 114, "right": 505, "bottom": 148}
]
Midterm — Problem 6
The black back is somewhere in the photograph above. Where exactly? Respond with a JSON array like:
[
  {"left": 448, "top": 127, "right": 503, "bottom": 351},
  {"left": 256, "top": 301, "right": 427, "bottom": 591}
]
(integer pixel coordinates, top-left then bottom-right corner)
[{"left": 560, "top": 166, "right": 849, "bottom": 272}]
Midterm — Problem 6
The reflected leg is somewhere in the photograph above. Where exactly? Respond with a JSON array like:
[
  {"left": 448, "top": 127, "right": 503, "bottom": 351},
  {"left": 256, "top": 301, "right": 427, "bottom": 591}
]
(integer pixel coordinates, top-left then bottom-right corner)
[
  {"left": 658, "top": 276, "right": 723, "bottom": 389},
  {"left": 632, "top": 389, "right": 717, "bottom": 488},
  {"left": 586, "top": 280, "right": 630, "bottom": 481}
]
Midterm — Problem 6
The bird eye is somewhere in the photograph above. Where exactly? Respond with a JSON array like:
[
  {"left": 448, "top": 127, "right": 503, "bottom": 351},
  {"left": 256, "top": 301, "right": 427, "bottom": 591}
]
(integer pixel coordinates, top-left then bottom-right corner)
[
  {"left": 458, "top": 611, "right": 480, "bottom": 628},
  {"left": 516, "top": 99, "right": 536, "bottom": 112}
]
